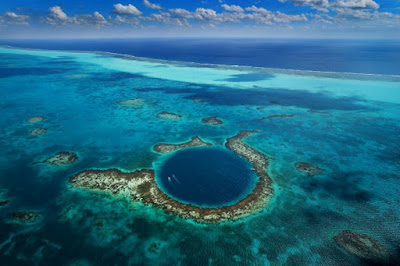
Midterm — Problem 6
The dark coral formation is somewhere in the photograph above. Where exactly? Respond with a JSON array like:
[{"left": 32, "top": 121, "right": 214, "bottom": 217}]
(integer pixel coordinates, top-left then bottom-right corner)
[
  {"left": 117, "top": 98, "right": 144, "bottom": 107},
  {"left": 201, "top": 116, "right": 223, "bottom": 125},
  {"left": 0, "top": 200, "right": 10, "bottom": 206},
  {"left": 10, "top": 211, "right": 41, "bottom": 222},
  {"left": 156, "top": 111, "right": 182, "bottom": 121},
  {"left": 153, "top": 136, "right": 212, "bottom": 154},
  {"left": 148, "top": 242, "right": 161, "bottom": 254},
  {"left": 29, "top": 128, "right": 48, "bottom": 135},
  {"left": 295, "top": 162, "right": 323, "bottom": 176},
  {"left": 44, "top": 152, "right": 78, "bottom": 165},
  {"left": 69, "top": 131, "right": 274, "bottom": 223},
  {"left": 27, "top": 116, "right": 45, "bottom": 123},
  {"left": 260, "top": 114, "right": 295, "bottom": 120},
  {"left": 334, "top": 231, "right": 393, "bottom": 263}
]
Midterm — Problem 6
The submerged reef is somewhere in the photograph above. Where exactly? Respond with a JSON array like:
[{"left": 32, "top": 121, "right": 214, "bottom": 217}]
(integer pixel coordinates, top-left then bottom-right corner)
[
  {"left": 156, "top": 111, "right": 182, "bottom": 121},
  {"left": 27, "top": 116, "right": 45, "bottom": 123},
  {"left": 10, "top": 211, "right": 41, "bottom": 222},
  {"left": 29, "top": 128, "right": 48, "bottom": 135},
  {"left": 44, "top": 152, "right": 78, "bottom": 165},
  {"left": 201, "top": 116, "right": 224, "bottom": 125},
  {"left": 117, "top": 98, "right": 144, "bottom": 107},
  {"left": 334, "top": 231, "right": 393, "bottom": 263},
  {"left": 153, "top": 136, "right": 212, "bottom": 154},
  {"left": 260, "top": 114, "right": 295, "bottom": 120},
  {"left": 308, "top": 109, "right": 329, "bottom": 114},
  {"left": 69, "top": 131, "right": 274, "bottom": 223},
  {"left": 295, "top": 162, "right": 323, "bottom": 176},
  {"left": 0, "top": 200, "right": 10, "bottom": 207}
]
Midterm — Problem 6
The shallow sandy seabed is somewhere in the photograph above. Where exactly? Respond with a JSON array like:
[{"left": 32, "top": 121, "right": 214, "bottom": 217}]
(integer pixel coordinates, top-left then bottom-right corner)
[{"left": 69, "top": 130, "right": 274, "bottom": 223}]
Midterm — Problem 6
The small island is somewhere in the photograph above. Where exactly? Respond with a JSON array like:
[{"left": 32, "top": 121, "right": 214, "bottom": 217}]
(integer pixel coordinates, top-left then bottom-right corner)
[
  {"left": 201, "top": 116, "right": 223, "bottom": 125},
  {"left": 69, "top": 130, "right": 274, "bottom": 223},
  {"left": 295, "top": 162, "right": 323, "bottom": 176},
  {"left": 153, "top": 136, "right": 212, "bottom": 154},
  {"left": 27, "top": 116, "right": 45, "bottom": 123},
  {"left": 44, "top": 152, "right": 78, "bottom": 165},
  {"left": 156, "top": 111, "right": 182, "bottom": 121},
  {"left": 334, "top": 231, "right": 393, "bottom": 263}
]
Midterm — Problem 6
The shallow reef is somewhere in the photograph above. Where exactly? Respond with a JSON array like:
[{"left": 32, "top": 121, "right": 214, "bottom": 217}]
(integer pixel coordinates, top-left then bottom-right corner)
[
  {"left": 44, "top": 152, "right": 78, "bottom": 165},
  {"left": 29, "top": 128, "right": 48, "bottom": 135},
  {"left": 201, "top": 116, "right": 224, "bottom": 125},
  {"left": 117, "top": 98, "right": 144, "bottom": 107},
  {"left": 334, "top": 231, "right": 394, "bottom": 264},
  {"left": 260, "top": 114, "right": 295, "bottom": 120},
  {"left": 153, "top": 136, "right": 212, "bottom": 154},
  {"left": 10, "top": 211, "right": 41, "bottom": 222},
  {"left": 156, "top": 111, "right": 182, "bottom": 121},
  {"left": 69, "top": 130, "right": 274, "bottom": 223},
  {"left": 295, "top": 162, "right": 324, "bottom": 176},
  {"left": 0, "top": 199, "right": 10, "bottom": 207},
  {"left": 27, "top": 116, "right": 45, "bottom": 123}
]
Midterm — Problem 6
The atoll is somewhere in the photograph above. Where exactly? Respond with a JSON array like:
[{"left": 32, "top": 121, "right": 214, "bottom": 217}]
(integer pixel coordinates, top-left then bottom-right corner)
[
  {"left": 295, "top": 162, "right": 323, "bottom": 176},
  {"left": 153, "top": 136, "right": 212, "bottom": 154},
  {"left": 69, "top": 130, "right": 274, "bottom": 223},
  {"left": 10, "top": 211, "right": 41, "bottom": 222},
  {"left": 156, "top": 111, "right": 182, "bottom": 121},
  {"left": 29, "top": 128, "right": 48, "bottom": 135},
  {"left": 260, "top": 114, "right": 295, "bottom": 120},
  {"left": 201, "top": 116, "right": 223, "bottom": 125},
  {"left": 117, "top": 98, "right": 144, "bottom": 107},
  {"left": 334, "top": 231, "right": 393, "bottom": 263},
  {"left": 44, "top": 152, "right": 78, "bottom": 165},
  {"left": 27, "top": 116, "right": 45, "bottom": 123}
]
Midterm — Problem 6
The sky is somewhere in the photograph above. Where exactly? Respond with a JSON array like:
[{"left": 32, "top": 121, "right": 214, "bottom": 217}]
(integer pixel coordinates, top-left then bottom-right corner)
[{"left": 0, "top": 0, "right": 399, "bottom": 39}]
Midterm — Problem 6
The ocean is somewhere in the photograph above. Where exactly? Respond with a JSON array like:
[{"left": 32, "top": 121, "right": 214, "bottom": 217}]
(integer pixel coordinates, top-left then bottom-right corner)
[{"left": 0, "top": 39, "right": 399, "bottom": 265}]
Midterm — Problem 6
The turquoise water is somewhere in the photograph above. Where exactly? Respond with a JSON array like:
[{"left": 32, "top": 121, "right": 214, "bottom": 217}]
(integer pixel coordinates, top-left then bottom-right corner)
[
  {"left": 0, "top": 46, "right": 399, "bottom": 265},
  {"left": 157, "top": 147, "right": 257, "bottom": 208}
]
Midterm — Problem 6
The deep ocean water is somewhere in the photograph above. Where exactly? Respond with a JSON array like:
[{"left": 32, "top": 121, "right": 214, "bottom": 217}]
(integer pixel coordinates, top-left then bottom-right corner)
[{"left": 0, "top": 46, "right": 399, "bottom": 265}]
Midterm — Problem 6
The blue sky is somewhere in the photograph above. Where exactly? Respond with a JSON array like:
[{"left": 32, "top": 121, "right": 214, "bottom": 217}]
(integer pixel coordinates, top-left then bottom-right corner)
[{"left": 0, "top": 0, "right": 399, "bottom": 38}]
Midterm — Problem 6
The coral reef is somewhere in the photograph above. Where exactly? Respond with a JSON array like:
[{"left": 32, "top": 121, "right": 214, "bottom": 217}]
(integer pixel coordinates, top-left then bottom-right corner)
[
  {"left": 69, "top": 130, "right": 274, "bottom": 223},
  {"left": 117, "top": 98, "right": 144, "bottom": 107},
  {"left": 27, "top": 116, "right": 45, "bottom": 123},
  {"left": 295, "top": 162, "right": 324, "bottom": 176},
  {"left": 44, "top": 152, "right": 78, "bottom": 165},
  {"left": 201, "top": 116, "right": 224, "bottom": 125},
  {"left": 156, "top": 111, "right": 182, "bottom": 121},
  {"left": 29, "top": 128, "right": 48, "bottom": 135},
  {"left": 260, "top": 114, "right": 295, "bottom": 120},
  {"left": 0, "top": 200, "right": 10, "bottom": 206},
  {"left": 10, "top": 211, "right": 41, "bottom": 222},
  {"left": 153, "top": 136, "right": 212, "bottom": 154},
  {"left": 334, "top": 231, "right": 393, "bottom": 263}
]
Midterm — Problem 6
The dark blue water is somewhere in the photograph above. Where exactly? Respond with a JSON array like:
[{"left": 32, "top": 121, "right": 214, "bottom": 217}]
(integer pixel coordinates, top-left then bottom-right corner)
[
  {"left": 1, "top": 38, "right": 399, "bottom": 75},
  {"left": 158, "top": 147, "right": 257, "bottom": 207}
]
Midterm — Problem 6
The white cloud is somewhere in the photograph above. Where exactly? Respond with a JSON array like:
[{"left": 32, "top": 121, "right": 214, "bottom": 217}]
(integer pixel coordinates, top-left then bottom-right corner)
[
  {"left": 113, "top": 3, "right": 142, "bottom": 15},
  {"left": 278, "top": 0, "right": 379, "bottom": 12},
  {"left": 221, "top": 4, "right": 244, "bottom": 13},
  {"left": 335, "top": 0, "right": 379, "bottom": 10},
  {"left": 45, "top": 6, "right": 108, "bottom": 26},
  {"left": 143, "top": 0, "right": 162, "bottom": 10},
  {"left": 0, "top": 12, "right": 30, "bottom": 25}
]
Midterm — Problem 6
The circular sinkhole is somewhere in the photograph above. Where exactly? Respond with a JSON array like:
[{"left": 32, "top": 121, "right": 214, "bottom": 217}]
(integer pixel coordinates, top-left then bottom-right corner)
[{"left": 156, "top": 147, "right": 258, "bottom": 208}]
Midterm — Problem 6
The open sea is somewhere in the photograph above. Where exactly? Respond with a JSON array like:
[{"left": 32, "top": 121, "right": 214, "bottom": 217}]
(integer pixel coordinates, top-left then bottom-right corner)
[{"left": 0, "top": 39, "right": 399, "bottom": 265}]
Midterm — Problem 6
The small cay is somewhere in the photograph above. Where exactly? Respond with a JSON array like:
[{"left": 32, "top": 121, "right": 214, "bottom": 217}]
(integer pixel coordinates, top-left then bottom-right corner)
[
  {"left": 30, "top": 128, "right": 48, "bottom": 135},
  {"left": 117, "top": 97, "right": 144, "bottom": 107}
]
